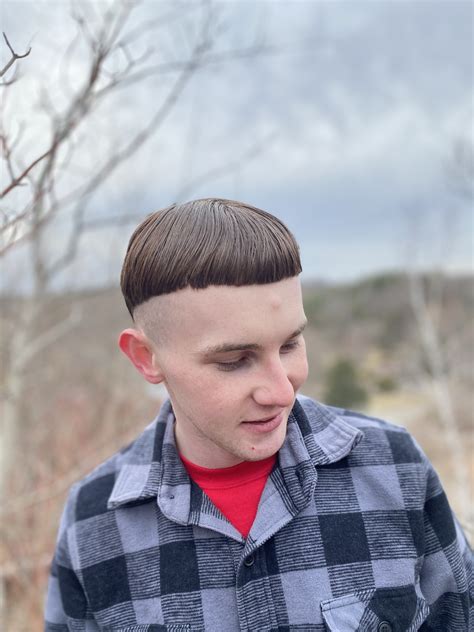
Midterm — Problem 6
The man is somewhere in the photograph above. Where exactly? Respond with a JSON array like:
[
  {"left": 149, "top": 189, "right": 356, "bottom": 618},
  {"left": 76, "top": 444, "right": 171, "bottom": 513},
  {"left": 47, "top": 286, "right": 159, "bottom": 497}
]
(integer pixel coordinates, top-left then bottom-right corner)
[{"left": 45, "top": 199, "right": 471, "bottom": 631}]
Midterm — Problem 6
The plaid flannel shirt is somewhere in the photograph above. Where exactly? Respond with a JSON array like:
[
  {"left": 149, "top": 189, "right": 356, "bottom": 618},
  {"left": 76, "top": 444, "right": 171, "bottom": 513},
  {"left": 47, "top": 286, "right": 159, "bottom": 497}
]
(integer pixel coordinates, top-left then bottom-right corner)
[{"left": 45, "top": 396, "right": 472, "bottom": 631}]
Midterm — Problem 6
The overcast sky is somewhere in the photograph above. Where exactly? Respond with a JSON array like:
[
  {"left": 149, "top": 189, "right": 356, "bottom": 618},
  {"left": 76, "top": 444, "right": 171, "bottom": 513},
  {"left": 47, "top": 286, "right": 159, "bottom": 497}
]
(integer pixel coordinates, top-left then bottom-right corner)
[{"left": 2, "top": 0, "right": 473, "bottom": 289}]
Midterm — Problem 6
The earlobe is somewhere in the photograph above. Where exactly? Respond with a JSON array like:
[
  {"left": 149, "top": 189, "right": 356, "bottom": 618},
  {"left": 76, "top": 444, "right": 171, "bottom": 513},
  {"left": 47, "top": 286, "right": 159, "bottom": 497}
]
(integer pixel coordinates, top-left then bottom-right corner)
[{"left": 118, "top": 328, "right": 164, "bottom": 384}]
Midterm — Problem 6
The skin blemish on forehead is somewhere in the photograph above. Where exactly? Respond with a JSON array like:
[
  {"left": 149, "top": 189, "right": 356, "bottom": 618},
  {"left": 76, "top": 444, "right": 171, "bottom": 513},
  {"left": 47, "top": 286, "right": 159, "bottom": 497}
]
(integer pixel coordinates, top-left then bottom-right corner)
[{"left": 269, "top": 292, "right": 283, "bottom": 310}]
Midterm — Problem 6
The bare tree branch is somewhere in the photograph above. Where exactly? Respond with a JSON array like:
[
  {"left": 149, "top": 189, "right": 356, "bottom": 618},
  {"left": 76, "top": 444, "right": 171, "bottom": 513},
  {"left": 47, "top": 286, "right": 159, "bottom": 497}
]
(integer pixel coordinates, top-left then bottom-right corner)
[
  {"left": 407, "top": 270, "right": 470, "bottom": 514},
  {"left": 45, "top": 47, "right": 204, "bottom": 277},
  {"left": 94, "top": 43, "right": 277, "bottom": 97},
  {"left": 1, "top": 147, "right": 53, "bottom": 198},
  {"left": 0, "top": 32, "right": 31, "bottom": 78},
  {"left": 445, "top": 137, "right": 474, "bottom": 200},
  {"left": 19, "top": 305, "right": 83, "bottom": 366},
  {"left": 0, "top": 4, "right": 280, "bottom": 626},
  {"left": 1, "top": 419, "right": 139, "bottom": 517},
  {"left": 0, "top": 0, "right": 277, "bottom": 258},
  {"left": 117, "top": 4, "right": 202, "bottom": 48},
  {"left": 0, "top": 64, "right": 19, "bottom": 87},
  {"left": 6, "top": 4, "right": 216, "bottom": 273},
  {"left": 175, "top": 132, "right": 277, "bottom": 202},
  {"left": 403, "top": 139, "right": 474, "bottom": 530}
]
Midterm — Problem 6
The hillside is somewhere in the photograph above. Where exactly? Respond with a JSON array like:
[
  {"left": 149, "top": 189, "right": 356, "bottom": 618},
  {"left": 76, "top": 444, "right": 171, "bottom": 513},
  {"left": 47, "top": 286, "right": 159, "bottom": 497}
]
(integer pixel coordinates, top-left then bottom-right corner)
[{"left": 1, "top": 271, "right": 472, "bottom": 629}]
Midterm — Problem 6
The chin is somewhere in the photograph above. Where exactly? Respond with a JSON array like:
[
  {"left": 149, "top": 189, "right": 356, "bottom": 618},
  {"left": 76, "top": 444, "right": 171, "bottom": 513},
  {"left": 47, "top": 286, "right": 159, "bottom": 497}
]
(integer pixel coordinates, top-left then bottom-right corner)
[{"left": 244, "top": 435, "right": 286, "bottom": 462}]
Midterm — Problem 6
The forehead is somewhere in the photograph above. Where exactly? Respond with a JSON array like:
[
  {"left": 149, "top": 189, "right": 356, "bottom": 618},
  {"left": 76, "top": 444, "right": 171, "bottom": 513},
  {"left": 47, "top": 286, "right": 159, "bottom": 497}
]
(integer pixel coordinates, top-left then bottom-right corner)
[{"left": 142, "top": 277, "right": 305, "bottom": 348}]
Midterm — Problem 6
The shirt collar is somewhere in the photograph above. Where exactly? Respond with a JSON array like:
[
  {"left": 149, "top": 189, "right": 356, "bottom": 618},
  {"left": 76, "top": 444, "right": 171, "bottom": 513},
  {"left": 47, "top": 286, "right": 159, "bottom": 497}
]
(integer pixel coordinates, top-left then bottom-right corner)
[{"left": 107, "top": 396, "right": 362, "bottom": 510}]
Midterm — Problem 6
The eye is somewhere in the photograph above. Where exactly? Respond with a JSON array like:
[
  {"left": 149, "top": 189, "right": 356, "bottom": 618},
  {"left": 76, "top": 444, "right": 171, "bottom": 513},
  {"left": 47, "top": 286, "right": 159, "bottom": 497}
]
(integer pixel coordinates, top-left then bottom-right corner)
[
  {"left": 280, "top": 339, "right": 300, "bottom": 353},
  {"left": 215, "top": 357, "right": 250, "bottom": 372}
]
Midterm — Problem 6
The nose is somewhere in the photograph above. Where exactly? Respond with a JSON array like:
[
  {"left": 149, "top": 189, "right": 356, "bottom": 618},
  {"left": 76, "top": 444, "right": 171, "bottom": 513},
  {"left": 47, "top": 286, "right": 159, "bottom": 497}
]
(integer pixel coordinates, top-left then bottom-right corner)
[{"left": 252, "top": 359, "right": 295, "bottom": 409}]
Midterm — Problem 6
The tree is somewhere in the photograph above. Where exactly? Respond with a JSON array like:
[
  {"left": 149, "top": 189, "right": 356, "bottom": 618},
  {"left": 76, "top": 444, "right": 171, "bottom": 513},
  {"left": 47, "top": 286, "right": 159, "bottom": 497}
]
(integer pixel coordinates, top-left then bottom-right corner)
[
  {"left": 323, "top": 357, "right": 368, "bottom": 409},
  {"left": 404, "top": 136, "right": 473, "bottom": 536},
  {"left": 0, "top": 2, "right": 274, "bottom": 626}
]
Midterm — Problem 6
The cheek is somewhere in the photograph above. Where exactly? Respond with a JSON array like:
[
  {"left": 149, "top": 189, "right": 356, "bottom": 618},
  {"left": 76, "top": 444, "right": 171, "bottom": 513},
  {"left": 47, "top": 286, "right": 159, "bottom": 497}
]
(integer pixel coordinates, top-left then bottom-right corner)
[
  {"left": 184, "top": 372, "right": 239, "bottom": 410},
  {"left": 293, "top": 348, "right": 309, "bottom": 387}
]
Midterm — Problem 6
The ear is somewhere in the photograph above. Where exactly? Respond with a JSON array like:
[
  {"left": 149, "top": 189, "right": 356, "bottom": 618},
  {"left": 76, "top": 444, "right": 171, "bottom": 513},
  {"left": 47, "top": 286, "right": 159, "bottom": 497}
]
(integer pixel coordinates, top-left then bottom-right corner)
[{"left": 118, "top": 328, "right": 164, "bottom": 384}]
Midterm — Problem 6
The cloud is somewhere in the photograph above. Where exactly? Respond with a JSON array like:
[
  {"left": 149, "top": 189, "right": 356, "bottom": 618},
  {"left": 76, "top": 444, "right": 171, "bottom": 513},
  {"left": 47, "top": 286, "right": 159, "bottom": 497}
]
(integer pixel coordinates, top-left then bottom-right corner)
[{"left": 1, "top": 0, "right": 472, "bottom": 288}]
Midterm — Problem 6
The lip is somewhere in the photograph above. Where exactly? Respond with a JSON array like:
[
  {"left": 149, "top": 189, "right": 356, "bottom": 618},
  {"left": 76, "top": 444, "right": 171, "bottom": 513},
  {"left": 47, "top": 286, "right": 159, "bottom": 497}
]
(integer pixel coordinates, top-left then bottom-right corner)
[{"left": 241, "top": 412, "right": 284, "bottom": 433}]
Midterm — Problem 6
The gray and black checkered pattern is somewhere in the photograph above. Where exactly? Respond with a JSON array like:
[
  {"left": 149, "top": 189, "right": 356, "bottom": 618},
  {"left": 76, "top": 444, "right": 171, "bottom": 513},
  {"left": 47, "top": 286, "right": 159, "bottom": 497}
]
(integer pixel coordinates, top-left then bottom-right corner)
[{"left": 45, "top": 396, "right": 472, "bottom": 631}]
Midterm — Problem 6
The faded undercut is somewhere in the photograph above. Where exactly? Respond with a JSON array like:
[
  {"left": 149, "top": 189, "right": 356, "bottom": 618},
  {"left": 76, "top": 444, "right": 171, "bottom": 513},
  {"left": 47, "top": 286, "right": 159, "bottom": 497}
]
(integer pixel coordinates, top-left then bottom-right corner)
[{"left": 120, "top": 198, "right": 302, "bottom": 318}]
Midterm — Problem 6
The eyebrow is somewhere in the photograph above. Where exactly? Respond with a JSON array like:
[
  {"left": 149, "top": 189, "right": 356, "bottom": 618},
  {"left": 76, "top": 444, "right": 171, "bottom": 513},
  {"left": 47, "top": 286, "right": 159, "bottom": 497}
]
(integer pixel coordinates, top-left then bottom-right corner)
[{"left": 199, "top": 320, "right": 307, "bottom": 357}]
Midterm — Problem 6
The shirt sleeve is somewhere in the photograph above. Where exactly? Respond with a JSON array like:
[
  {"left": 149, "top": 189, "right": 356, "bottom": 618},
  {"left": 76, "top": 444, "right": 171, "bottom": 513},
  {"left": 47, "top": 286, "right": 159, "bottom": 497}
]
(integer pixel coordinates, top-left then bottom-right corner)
[
  {"left": 44, "top": 486, "right": 99, "bottom": 632},
  {"left": 414, "top": 441, "right": 473, "bottom": 629}
]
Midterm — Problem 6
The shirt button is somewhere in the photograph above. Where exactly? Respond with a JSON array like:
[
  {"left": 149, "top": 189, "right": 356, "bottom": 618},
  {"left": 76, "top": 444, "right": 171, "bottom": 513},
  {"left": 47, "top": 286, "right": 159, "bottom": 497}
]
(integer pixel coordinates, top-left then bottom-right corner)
[
  {"left": 244, "top": 555, "right": 254, "bottom": 567},
  {"left": 378, "top": 623, "right": 392, "bottom": 632}
]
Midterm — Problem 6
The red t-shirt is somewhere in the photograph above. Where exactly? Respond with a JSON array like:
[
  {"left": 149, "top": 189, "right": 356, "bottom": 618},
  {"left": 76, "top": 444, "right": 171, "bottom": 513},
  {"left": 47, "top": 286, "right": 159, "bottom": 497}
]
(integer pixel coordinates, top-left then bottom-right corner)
[{"left": 180, "top": 454, "right": 277, "bottom": 537}]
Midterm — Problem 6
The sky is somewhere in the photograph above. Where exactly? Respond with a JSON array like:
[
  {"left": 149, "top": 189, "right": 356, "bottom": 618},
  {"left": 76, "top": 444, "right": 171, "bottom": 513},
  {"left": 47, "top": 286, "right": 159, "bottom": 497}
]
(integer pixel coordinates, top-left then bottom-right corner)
[{"left": 1, "top": 0, "right": 473, "bottom": 290}]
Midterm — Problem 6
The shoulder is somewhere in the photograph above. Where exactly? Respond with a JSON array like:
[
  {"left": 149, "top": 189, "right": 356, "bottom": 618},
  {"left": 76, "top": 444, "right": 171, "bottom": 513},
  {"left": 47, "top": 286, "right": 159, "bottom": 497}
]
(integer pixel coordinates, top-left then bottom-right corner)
[
  {"left": 298, "top": 393, "right": 410, "bottom": 434},
  {"left": 296, "top": 394, "right": 426, "bottom": 467},
  {"left": 64, "top": 445, "right": 127, "bottom": 526},
  {"left": 61, "top": 402, "right": 172, "bottom": 530}
]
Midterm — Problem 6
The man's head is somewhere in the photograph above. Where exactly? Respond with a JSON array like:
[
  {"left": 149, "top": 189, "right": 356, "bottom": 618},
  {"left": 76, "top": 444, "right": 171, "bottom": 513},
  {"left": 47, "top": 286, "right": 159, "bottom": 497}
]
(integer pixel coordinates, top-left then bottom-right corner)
[
  {"left": 119, "top": 198, "right": 308, "bottom": 467},
  {"left": 120, "top": 198, "right": 302, "bottom": 316}
]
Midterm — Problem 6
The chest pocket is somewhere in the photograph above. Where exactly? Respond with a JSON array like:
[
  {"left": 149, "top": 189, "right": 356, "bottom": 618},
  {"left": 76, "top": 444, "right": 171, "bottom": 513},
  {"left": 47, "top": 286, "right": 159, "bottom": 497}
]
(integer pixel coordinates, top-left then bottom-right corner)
[{"left": 321, "top": 585, "right": 429, "bottom": 632}]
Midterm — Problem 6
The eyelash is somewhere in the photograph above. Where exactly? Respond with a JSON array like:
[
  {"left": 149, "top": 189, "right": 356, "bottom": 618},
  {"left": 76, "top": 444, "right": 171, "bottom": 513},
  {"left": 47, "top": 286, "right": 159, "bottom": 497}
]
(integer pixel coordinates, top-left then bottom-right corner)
[{"left": 216, "top": 340, "right": 300, "bottom": 372}]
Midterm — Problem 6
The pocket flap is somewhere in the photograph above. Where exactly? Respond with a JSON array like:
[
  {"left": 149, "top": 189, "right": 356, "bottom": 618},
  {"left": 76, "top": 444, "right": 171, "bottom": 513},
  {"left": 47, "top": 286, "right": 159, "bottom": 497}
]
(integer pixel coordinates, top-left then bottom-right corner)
[{"left": 321, "top": 585, "right": 429, "bottom": 632}]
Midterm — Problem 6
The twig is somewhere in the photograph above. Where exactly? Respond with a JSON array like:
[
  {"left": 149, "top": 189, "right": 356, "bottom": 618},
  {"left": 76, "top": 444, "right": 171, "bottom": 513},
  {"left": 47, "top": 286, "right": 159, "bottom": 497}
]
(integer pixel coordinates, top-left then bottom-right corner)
[
  {"left": 0, "top": 33, "right": 31, "bottom": 78},
  {"left": 1, "top": 147, "right": 53, "bottom": 198},
  {"left": 175, "top": 132, "right": 277, "bottom": 202}
]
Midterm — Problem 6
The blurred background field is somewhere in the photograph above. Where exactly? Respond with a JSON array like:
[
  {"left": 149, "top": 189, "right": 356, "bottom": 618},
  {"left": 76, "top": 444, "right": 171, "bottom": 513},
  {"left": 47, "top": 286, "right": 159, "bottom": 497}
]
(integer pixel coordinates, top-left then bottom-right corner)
[
  {"left": 1, "top": 1, "right": 473, "bottom": 629},
  {"left": 1, "top": 274, "right": 472, "bottom": 629}
]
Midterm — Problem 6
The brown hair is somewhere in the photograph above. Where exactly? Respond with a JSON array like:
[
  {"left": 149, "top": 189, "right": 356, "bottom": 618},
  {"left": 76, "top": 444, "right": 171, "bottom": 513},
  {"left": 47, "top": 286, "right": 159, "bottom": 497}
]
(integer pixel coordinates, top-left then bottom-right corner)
[{"left": 120, "top": 198, "right": 302, "bottom": 316}]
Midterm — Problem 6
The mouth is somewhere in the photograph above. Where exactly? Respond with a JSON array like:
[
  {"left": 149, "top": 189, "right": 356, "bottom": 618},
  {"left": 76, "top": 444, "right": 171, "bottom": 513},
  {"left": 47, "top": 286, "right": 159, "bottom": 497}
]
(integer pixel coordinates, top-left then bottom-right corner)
[{"left": 241, "top": 411, "right": 284, "bottom": 433}]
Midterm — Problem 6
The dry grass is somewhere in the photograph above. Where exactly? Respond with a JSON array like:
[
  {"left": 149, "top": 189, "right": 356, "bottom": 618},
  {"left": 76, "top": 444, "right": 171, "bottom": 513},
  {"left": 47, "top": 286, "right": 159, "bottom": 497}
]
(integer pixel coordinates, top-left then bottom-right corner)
[{"left": 1, "top": 277, "right": 472, "bottom": 629}]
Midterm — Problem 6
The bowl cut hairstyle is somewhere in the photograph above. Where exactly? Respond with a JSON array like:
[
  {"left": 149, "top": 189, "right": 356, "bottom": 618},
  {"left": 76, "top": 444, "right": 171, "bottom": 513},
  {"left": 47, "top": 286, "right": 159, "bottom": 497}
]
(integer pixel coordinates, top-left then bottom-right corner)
[{"left": 121, "top": 198, "right": 302, "bottom": 317}]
